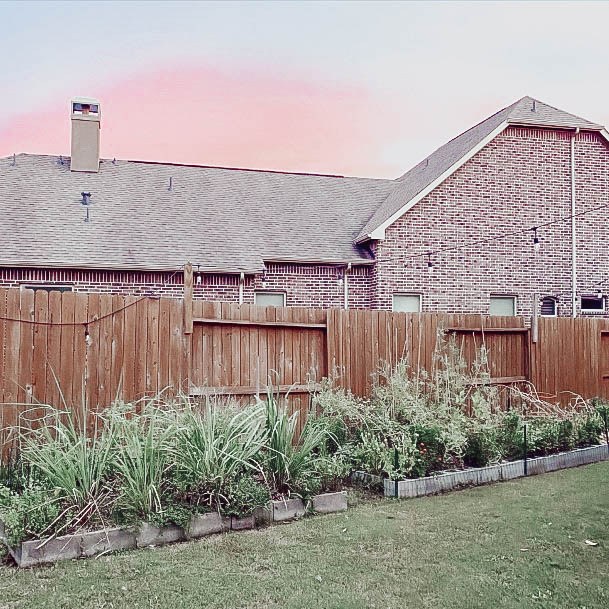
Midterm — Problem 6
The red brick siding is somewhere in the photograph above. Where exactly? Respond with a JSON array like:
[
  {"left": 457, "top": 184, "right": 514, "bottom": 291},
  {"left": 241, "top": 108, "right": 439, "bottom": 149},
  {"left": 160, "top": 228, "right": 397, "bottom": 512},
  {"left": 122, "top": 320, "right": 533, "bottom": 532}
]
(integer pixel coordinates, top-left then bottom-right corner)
[
  {"left": 373, "top": 127, "right": 609, "bottom": 317},
  {"left": 0, "top": 264, "right": 371, "bottom": 309}
]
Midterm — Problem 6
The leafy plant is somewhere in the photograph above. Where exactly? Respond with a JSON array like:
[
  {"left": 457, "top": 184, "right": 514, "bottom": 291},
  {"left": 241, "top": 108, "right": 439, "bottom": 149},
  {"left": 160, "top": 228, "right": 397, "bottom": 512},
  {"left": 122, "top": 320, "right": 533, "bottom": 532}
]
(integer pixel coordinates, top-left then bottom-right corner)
[
  {"left": 170, "top": 398, "right": 267, "bottom": 506},
  {"left": 262, "top": 390, "right": 329, "bottom": 497},
  {"left": 19, "top": 407, "right": 116, "bottom": 517},
  {"left": 0, "top": 484, "right": 62, "bottom": 546},
  {"left": 221, "top": 475, "right": 270, "bottom": 517}
]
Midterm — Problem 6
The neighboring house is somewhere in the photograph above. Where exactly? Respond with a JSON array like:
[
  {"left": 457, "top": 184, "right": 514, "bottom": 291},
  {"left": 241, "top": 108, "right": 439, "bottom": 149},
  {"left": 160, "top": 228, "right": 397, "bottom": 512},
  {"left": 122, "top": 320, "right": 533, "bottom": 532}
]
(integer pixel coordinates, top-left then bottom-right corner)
[{"left": 1, "top": 96, "right": 609, "bottom": 317}]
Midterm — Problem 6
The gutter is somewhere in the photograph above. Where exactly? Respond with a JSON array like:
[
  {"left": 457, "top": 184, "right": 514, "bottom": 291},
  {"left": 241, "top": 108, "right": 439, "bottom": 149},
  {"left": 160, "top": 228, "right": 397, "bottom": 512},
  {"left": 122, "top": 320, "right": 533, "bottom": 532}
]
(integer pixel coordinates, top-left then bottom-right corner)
[
  {"left": 344, "top": 263, "right": 352, "bottom": 310},
  {"left": 571, "top": 128, "right": 579, "bottom": 318}
]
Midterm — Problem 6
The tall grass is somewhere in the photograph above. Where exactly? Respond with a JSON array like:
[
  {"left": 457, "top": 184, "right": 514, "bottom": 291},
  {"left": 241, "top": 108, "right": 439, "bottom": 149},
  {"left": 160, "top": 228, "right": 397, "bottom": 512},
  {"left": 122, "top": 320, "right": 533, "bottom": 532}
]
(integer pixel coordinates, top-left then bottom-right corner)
[
  {"left": 170, "top": 398, "right": 268, "bottom": 505},
  {"left": 262, "top": 390, "right": 329, "bottom": 496},
  {"left": 19, "top": 407, "right": 116, "bottom": 513}
]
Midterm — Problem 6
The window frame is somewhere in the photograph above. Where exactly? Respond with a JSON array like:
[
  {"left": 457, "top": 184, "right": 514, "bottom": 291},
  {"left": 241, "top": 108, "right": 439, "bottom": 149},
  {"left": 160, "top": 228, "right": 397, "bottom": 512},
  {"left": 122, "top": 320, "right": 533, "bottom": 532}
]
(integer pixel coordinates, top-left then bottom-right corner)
[
  {"left": 254, "top": 291, "right": 286, "bottom": 307},
  {"left": 392, "top": 293, "right": 422, "bottom": 313},
  {"left": 489, "top": 295, "right": 517, "bottom": 317},
  {"left": 580, "top": 295, "right": 606, "bottom": 315},
  {"left": 20, "top": 284, "right": 74, "bottom": 293},
  {"left": 540, "top": 296, "right": 558, "bottom": 317}
]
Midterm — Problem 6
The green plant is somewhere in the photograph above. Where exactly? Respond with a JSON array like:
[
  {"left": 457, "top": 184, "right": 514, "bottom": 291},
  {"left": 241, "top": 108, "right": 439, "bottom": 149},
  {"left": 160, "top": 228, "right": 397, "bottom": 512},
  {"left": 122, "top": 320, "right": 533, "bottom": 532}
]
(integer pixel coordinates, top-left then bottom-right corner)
[
  {"left": 19, "top": 407, "right": 117, "bottom": 518},
  {"left": 170, "top": 398, "right": 267, "bottom": 506},
  {"left": 0, "top": 484, "right": 62, "bottom": 546},
  {"left": 262, "top": 390, "right": 329, "bottom": 497},
  {"left": 221, "top": 475, "right": 270, "bottom": 517},
  {"left": 108, "top": 404, "right": 172, "bottom": 521}
]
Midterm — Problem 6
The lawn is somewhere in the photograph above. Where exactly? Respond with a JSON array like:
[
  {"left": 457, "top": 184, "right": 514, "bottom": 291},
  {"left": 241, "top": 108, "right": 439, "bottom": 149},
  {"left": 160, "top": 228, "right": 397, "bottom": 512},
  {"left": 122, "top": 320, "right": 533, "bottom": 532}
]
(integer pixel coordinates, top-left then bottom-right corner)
[{"left": 1, "top": 463, "right": 608, "bottom": 609}]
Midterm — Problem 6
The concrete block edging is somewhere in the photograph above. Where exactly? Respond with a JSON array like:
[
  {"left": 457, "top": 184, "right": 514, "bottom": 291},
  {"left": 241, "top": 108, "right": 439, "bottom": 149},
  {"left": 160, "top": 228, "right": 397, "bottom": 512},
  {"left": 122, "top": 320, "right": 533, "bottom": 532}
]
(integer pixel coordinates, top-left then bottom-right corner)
[
  {"left": 383, "top": 444, "right": 609, "bottom": 498},
  {"left": 0, "top": 491, "right": 349, "bottom": 567}
]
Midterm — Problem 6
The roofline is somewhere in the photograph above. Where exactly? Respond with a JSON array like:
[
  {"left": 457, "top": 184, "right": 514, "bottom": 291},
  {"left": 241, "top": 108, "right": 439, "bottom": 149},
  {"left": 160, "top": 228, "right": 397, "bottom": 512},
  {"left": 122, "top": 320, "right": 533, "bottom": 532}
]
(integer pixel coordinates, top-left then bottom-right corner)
[
  {"left": 114, "top": 158, "right": 347, "bottom": 179},
  {"left": 0, "top": 261, "right": 262, "bottom": 275},
  {"left": 506, "top": 119, "right": 604, "bottom": 131},
  {"left": 355, "top": 120, "right": 509, "bottom": 243},
  {"left": 263, "top": 257, "right": 374, "bottom": 267},
  {"left": 355, "top": 123, "right": 609, "bottom": 244}
]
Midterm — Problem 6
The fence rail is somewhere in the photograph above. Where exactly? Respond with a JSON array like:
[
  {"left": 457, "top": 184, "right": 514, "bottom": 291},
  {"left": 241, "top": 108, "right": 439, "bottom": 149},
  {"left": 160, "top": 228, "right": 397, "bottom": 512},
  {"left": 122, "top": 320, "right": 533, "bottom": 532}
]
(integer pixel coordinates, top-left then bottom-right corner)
[{"left": 2, "top": 283, "right": 609, "bottom": 451}]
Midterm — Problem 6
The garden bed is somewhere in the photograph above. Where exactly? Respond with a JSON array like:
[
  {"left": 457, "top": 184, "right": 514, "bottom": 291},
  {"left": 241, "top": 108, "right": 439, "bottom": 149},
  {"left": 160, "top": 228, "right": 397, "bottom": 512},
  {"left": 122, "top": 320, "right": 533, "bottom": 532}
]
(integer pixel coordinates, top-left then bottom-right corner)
[
  {"left": 382, "top": 444, "right": 609, "bottom": 498},
  {"left": 0, "top": 491, "right": 348, "bottom": 568}
]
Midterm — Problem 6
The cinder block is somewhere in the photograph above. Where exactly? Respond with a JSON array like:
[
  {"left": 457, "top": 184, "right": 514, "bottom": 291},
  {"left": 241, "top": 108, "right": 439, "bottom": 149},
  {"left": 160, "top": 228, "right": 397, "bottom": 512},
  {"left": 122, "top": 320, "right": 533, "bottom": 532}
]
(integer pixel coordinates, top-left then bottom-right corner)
[
  {"left": 230, "top": 515, "right": 255, "bottom": 530},
  {"left": 311, "top": 491, "right": 348, "bottom": 514},
  {"left": 271, "top": 498, "right": 305, "bottom": 522},
  {"left": 136, "top": 522, "right": 185, "bottom": 547},
  {"left": 185, "top": 512, "right": 229, "bottom": 539},
  {"left": 80, "top": 527, "right": 136, "bottom": 557},
  {"left": 17, "top": 533, "right": 81, "bottom": 567}
]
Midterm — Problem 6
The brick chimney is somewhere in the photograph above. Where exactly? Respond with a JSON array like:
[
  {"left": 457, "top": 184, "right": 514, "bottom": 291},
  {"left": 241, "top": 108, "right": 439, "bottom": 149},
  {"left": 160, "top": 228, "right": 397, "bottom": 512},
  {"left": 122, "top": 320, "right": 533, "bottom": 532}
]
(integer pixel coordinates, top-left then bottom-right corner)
[{"left": 70, "top": 97, "right": 101, "bottom": 172}]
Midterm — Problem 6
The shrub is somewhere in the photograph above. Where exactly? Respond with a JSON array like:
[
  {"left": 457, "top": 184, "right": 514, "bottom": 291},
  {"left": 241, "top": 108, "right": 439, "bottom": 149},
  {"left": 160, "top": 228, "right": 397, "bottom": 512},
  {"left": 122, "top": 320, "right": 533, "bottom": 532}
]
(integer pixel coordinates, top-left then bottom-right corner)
[
  {"left": 0, "top": 484, "right": 62, "bottom": 546},
  {"left": 221, "top": 475, "right": 271, "bottom": 518},
  {"left": 574, "top": 411, "right": 603, "bottom": 447}
]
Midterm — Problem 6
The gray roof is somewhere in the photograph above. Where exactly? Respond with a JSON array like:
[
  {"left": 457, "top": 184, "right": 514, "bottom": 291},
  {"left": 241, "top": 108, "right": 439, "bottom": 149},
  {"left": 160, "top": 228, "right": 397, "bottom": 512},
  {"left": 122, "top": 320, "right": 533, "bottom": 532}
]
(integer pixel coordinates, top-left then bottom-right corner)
[
  {"left": 355, "top": 96, "right": 604, "bottom": 242},
  {"left": 0, "top": 154, "right": 394, "bottom": 273},
  {"left": 2, "top": 97, "right": 603, "bottom": 273}
]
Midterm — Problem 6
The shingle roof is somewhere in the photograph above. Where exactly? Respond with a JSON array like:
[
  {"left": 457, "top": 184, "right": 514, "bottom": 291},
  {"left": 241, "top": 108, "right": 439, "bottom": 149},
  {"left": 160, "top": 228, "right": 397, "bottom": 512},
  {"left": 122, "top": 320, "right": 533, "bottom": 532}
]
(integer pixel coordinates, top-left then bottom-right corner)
[
  {"left": 355, "top": 96, "right": 605, "bottom": 242},
  {"left": 0, "top": 154, "right": 394, "bottom": 273}
]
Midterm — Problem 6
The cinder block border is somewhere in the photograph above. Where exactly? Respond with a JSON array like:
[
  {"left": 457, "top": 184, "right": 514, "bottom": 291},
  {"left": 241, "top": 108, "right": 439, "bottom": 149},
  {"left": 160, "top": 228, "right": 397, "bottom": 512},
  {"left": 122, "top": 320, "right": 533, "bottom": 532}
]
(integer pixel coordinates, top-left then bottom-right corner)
[
  {"left": 0, "top": 491, "right": 349, "bottom": 567},
  {"left": 384, "top": 444, "right": 609, "bottom": 498}
]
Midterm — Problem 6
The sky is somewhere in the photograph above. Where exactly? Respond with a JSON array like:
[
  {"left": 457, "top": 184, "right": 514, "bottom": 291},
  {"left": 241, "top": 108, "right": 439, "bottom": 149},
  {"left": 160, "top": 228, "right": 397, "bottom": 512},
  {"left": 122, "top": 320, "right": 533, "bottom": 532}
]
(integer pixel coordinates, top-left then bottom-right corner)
[{"left": 1, "top": 0, "right": 609, "bottom": 179}]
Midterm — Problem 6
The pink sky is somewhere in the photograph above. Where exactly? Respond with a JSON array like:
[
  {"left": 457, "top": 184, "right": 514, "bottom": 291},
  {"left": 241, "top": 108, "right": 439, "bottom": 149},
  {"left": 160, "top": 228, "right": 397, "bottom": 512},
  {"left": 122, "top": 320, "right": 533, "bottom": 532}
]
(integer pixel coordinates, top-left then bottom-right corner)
[{"left": 0, "top": 64, "right": 406, "bottom": 178}]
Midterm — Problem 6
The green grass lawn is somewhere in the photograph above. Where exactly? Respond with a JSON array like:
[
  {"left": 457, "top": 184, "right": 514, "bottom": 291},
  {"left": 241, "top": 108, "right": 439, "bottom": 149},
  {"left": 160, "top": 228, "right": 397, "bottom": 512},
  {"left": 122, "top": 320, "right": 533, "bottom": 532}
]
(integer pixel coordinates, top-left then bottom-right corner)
[{"left": 1, "top": 462, "right": 608, "bottom": 609}]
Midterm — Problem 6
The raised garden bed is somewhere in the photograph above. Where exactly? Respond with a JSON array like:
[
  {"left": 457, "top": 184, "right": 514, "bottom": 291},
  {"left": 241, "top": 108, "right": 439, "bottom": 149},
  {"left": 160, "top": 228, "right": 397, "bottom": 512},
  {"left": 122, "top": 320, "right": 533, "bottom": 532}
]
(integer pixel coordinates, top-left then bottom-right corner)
[
  {"left": 382, "top": 443, "right": 609, "bottom": 498},
  {"left": 0, "top": 491, "right": 348, "bottom": 568}
]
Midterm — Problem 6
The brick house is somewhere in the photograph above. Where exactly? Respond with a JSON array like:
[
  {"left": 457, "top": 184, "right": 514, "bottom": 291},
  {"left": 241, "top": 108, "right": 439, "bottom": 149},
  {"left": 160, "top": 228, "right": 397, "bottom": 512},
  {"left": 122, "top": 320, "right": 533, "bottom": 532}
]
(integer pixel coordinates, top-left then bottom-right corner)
[{"left": 1, "top": 96, "right": 608, "bottom": 317}]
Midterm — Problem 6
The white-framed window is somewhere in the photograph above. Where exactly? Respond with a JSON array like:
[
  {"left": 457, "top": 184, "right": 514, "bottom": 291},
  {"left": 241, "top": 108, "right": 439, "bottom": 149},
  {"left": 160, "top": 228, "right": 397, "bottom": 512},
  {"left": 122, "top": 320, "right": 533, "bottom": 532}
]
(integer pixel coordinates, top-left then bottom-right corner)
[
  {"left": 489, "top": 296, "right": 516, "bottom": 316},
  {"left": 540, "top": 297, "right": 557, "bottom": 317},
  {"left": 581, "top": 296, "right": 605, "bottom": 314},
  {"left": 21, "top": 284, "right": 73, "bottom": 293},
  {"left": 254, "top": 291, "right": 286, "bottom": 307},
  {"left": 392, "top": 294, "right": 422, "bottom": 313}
]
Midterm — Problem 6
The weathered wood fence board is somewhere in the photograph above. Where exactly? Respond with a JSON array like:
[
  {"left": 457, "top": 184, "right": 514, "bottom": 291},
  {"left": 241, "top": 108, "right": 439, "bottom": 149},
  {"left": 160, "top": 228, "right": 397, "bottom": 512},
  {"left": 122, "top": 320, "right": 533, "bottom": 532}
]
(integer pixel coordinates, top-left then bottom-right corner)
[{"left": 2, "top": 285, "right": 609, "bottom": 453}]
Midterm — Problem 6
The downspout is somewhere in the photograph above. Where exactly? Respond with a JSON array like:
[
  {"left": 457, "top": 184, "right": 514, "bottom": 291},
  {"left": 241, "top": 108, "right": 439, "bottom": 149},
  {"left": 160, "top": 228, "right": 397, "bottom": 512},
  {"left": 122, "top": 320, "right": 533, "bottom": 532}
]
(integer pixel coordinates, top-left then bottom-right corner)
[
  {"left": 239, "top": 272, "right": 244, "bottom": 304},
  {"left": 571, "top": 128, "right": 579, "bottom": 318},
  {"left": 344, "top": 263, "right": 352, "bottom": 310}
]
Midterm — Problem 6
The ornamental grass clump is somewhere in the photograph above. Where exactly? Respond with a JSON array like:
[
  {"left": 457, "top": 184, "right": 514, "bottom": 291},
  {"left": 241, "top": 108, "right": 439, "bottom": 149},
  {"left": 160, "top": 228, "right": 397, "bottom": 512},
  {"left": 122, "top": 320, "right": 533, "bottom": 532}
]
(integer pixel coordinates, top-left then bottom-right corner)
[
  {"left": 169, "top": 397, "right": 268, "bottom": 509},
  {"left": 261, "top": 389, "right": 330, "bottom": 497},
  {"left": 18, "top": 407, "right": 117, "bottom": 522}
]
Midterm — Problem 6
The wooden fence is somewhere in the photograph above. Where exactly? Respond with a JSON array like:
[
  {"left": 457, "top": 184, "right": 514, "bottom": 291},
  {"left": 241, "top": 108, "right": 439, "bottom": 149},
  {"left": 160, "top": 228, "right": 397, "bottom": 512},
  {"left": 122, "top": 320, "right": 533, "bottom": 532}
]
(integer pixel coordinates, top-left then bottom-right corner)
[{"left": 1, "top": 284, "right": 609, "bottom": 450}]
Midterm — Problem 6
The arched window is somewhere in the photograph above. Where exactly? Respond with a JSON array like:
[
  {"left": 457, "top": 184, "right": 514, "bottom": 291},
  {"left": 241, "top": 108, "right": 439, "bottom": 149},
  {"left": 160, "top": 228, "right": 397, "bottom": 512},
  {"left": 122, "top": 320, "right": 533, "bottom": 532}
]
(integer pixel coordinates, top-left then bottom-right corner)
[{"left": 540, "top": 297, "right": 557, "bottom": 317}]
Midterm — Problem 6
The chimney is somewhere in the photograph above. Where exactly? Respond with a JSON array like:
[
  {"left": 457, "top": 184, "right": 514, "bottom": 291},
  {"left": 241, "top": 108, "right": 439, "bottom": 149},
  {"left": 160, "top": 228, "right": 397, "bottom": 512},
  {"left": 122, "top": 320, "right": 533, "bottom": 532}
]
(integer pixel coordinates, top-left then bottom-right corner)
[{"left": 70, "top": 97, "right": 101, "bottom": 172}]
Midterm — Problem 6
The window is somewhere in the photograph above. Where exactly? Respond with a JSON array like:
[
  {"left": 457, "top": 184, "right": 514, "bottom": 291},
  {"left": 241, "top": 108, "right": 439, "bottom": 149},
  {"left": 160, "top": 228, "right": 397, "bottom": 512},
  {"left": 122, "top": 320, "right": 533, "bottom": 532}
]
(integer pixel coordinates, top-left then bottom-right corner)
[
  {"left": 254, "top": 291, "right": 286, "bottom": 307},
  {"left": 392, "top": 294, "right": 421, "bottom": 313},
  {"left": 540, "top": 297, "right": 557, "bottom": 317},
  {"left": 489, "top": 296, "right": 516, "bottom": 316},
  {"left": 581, "top": 296, "right": 605, "bottom": 314},
  {"left": 21, "top": 284, "right": 73, "bottom": 293}
]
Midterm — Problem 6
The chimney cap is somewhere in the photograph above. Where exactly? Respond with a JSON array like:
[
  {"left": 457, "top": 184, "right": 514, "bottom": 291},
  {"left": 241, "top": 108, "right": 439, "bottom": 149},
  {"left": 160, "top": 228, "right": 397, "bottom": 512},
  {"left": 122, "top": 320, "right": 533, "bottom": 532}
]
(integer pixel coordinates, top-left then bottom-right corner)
[{"left": 71, "top": 96, "right": 101, "bottom": 119}]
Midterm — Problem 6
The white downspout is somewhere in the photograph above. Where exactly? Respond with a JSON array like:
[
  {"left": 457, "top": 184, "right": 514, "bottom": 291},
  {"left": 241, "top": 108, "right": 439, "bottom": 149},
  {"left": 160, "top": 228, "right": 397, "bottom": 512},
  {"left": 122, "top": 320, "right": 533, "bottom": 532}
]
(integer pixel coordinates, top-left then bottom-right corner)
[
  {"left": 343, "top": 263, "right": 352, "bottom": 310},
  {"left": 571, "top": 128, "right": 579, "bottom": 318},
  {"left": 239, "top": 272, "right": 244, "bottom": 304}
]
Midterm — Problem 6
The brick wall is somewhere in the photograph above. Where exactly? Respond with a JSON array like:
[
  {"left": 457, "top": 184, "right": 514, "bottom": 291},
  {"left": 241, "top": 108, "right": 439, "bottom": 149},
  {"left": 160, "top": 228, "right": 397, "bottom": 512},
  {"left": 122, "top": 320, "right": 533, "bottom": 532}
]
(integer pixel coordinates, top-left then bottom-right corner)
[
  {"left": 0, "top": 264, "right": 372, "bottom": 309},
  {"left": 372, "top": 126, "right": 609, "bottom": 317}
]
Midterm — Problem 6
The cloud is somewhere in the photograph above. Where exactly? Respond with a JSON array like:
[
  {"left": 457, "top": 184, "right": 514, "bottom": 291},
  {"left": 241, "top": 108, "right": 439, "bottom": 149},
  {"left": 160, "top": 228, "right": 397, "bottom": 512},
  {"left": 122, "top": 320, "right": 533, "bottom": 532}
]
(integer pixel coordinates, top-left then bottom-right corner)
[{"left": 0, "top": 63, "right": 406, "bottom": 178}]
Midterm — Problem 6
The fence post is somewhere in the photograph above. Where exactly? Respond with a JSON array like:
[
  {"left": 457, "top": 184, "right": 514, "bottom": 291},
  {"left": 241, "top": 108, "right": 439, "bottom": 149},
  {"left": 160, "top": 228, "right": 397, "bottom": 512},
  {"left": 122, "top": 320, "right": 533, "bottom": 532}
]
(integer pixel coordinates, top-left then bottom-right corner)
[
  {"left": 523, "top": 423, "right": 528, "bottom": 476},
  {"left": 184, "top": 262, "right": 193, "bottom": 335},
  {"left": 394, "top": 447, "right": 399, "bottom": 498},
  {"left": 603, "top": 409, "right": 609, "bottom": 457}
]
